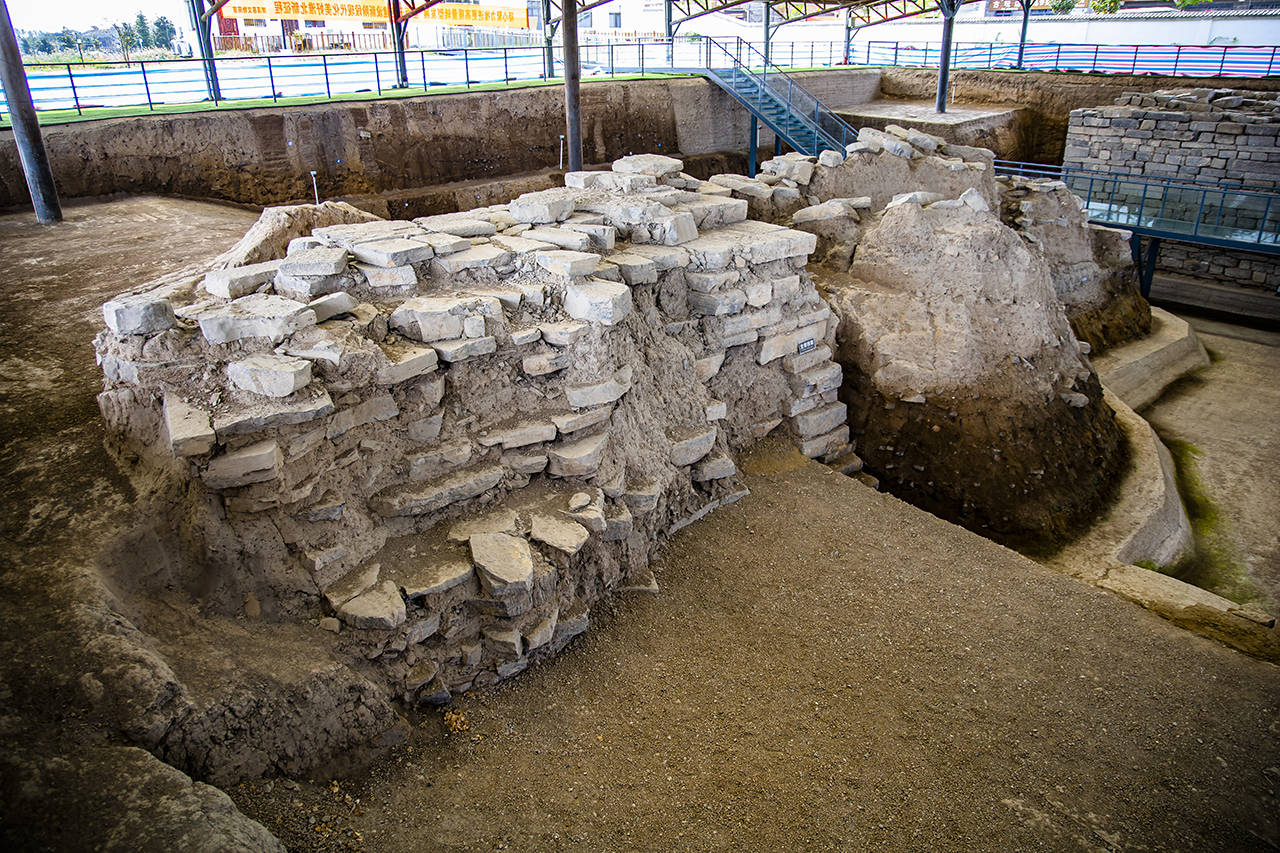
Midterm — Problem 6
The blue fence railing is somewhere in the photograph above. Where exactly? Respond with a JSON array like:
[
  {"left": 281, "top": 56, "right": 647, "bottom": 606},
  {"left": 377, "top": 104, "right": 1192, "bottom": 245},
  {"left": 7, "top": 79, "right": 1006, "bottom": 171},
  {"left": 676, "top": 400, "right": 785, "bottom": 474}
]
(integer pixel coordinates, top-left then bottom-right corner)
[{"left": 5, "top": 38, "right": 1279, "bottom": 118}]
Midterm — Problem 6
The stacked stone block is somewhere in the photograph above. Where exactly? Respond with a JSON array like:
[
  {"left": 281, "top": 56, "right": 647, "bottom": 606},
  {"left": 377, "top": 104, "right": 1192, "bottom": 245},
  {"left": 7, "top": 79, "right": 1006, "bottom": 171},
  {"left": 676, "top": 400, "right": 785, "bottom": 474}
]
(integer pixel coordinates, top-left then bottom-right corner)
[
  {"left": 94, "top": 153, "right": 843, "bottom": 706},
  {"left": 1064, "top": 87, "right": 1280, "bottom": 291}
]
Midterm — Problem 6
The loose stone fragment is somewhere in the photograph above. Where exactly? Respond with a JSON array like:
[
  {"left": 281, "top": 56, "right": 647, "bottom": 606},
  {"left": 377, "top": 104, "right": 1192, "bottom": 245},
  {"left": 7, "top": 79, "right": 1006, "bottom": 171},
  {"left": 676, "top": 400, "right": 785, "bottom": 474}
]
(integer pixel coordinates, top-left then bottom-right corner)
[
  {"left": 197, "top": 294, "right": 315, "bottom": 345},
  {"left": 102, "top": 293, "right": 176, "bottom": 336},
  {"left": 227, "top": 353, "right": 312, "bottom": 398},
  {"left": 531, "top": 514, "right": 590, "bottom": 557},
  {"left": 280, "top": 247, "right": 349, "bottom": 277},
  {"left": 375, "top": 342, "right": 438, "bottom": 385},
  {"left": 309, "top": 291, "right": 358, "bottom": 322},
  {"left": 693, "top": 452, "right": 736, "bottom": 481},
  {"left": 613, "top": 153, "right": 683, "bottom": 177},
  {"left": 523, "top": 350, "right": 571, "bottom": 376},
  {"left": 433, "top": 245, "right": 512, "bottom": 274},
  {"left": 338, "top": 580, "right": 406, "bottom": 630},
  {"left": 395, "top": 555, "right": 474, "bottom": 599},
  {"left": 351, "top": 237, "right": 434, "bottom": 267},
  {"left": 669, "top": 426, "right": 717, "bottom": 466},
  {"left": 565, "top": 367, "right": 632, "bottom": 408},
  {"left": 540, "top": 320, "right": 588, "bottom": 346},
  {"left": 605, "top": 252, "right": 659, "bottom": 285},
  {"left": 357, "top": 263, "right": 417, "bottom": 291},
  {"left": 433, "top": 336, "right": 497, "bottom": 362},
  {"left": 524, "top": 227, "right": 592, "bottom": 252},
  {"left": 537, "top": 250, "right": 599, "bottom": 278},
  {"left": 469, "top": 533, "right": 534, "bottom": 596},
  {"left": 370, "top": 464, "right": 505, "bottom": 517},
  {"left": 203, "top": 259, "right": 283, "bottom": 299},
  {"left": 564, "top": 280, "right": 633, "bottom": 325},
  {"left": 794, "top": 401, "right": 848, "bottom": 437},
  {"left": 163, "top": 394, "right": 215, "bottom": 456},
  {"left": 202, "top": 439, "right": 282, "bottom": 490},
  {"left": 546, "top": 431, "right": 610, "bottom": 477},
  {"left": 509, "top": 189, "right": 575, "bottom": 224}
]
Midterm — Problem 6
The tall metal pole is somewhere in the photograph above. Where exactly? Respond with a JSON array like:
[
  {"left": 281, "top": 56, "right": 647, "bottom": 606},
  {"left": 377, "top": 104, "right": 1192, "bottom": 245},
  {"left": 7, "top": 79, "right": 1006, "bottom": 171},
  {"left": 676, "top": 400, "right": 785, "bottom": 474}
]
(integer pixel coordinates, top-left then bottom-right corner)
[
  {"left": 189, "top": 0, "right": 221, "bottom": 100},
  {"left": 0, "top": 0, "right": 61, "bottom": 222},
  {"left": 935, "top": 0, "right": 960, "bottom": 113},
  {"left": 843, "top": 12, "right": 853, "bottom": 64},
  {"left": 541, "top": 0, "right": 554, "bottom": 78},
  {"left": 664, "top": 0, "right": 673, "bottom": 64},
  {"left": 1016, "top": 0, "right": 1031, "bottom": 69},
  {"left": 562, "top": 0, "right": 582, "bottom": 171},
  {"left": 762, "top": 2, "right": 771, "bottom": 66},
  {"left": 389, "top": 0, "right": 408, "bottom": 86}
]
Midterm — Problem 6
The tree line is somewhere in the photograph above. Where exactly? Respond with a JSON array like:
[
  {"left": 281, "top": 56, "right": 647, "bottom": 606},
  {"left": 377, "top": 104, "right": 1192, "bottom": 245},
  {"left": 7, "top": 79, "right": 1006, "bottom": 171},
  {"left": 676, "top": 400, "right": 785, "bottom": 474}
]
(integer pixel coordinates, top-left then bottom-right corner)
[{"left": 20, "top": 12, "right": 178, "bottom": 57}]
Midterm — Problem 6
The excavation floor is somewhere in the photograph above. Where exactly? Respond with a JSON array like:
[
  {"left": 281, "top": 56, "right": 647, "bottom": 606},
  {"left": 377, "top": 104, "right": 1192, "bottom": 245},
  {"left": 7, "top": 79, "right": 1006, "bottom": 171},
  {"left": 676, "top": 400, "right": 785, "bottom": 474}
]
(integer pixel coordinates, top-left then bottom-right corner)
[
  {"left": 1142, "top": 314, "right": 1280, "bottom": 610},
  {"left": 233, "top": 443, "right": 1280, "bottom": 853},
  {"left": 0, "top": 197, "right": 1277, "bottom": 853}
]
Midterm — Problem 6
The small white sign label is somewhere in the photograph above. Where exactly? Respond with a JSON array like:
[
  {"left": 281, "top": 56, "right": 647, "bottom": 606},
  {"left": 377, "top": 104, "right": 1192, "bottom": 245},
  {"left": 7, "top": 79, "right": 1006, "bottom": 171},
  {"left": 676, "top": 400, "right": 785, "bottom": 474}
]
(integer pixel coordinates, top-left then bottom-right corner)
[{"left": 796, "top": 339, "right": 816, "bottom": 354}]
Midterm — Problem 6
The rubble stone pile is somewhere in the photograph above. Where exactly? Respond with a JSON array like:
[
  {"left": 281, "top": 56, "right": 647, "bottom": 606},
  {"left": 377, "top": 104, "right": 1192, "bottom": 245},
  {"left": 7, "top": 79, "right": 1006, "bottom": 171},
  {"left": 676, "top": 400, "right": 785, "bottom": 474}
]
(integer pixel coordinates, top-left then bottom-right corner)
[{"left": 94, "top": 153, "right": 846, "bottom": 706}]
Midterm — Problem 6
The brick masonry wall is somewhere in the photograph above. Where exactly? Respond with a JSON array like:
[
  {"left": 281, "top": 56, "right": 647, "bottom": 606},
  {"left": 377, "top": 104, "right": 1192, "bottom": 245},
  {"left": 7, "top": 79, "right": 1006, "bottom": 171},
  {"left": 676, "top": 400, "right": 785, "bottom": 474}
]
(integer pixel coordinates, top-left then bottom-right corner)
[{"left": 1063, "top": 88, "right": 1279, "bottom": 292}]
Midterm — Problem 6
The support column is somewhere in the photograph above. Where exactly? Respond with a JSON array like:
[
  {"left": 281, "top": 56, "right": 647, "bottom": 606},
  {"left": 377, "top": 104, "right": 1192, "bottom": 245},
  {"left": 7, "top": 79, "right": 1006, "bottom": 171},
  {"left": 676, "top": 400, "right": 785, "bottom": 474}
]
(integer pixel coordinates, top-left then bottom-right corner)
[
  {"left": 762, "top": 2, "right": 771, "bottom": 67},
  {"left": 562, "top": 0, "right": 582, "bottom": 171},
  {"left": 843, "top": 12, "right": 854, "bottom": 65},
  {"left": 664, "top": 0, "right": 673, "bottom": 64},
  {"left": 0, "top": 0, "right": 60, "bottom": 221},
  {"left": 748, "top": 120, "right": 758, "bottom": 176},
  {"left": 1016, "top": 0, "right": 1031, "bottom": 69},
  {"left": 189, "top": 0, "right": 221, "bottom": 101},
  {"left": 541, "top": 0, "right": 554, "bottom": 78},
  {"left": 389, "top": 0, "right": 408, "bottom": 86},
  {"left": 935, "top": 0, "right": 961, "bottom": 114}
]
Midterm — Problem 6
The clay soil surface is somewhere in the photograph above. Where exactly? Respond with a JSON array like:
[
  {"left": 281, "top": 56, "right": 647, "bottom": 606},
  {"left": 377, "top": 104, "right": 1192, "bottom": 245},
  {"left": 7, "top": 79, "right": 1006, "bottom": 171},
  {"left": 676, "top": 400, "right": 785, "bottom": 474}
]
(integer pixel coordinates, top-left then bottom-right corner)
[
  {"left": 1142, "top": 315, "right": 1280, "bottom": 610},
  {"left": 1, "top": 198, "right": 1278, "bottom": 852}
]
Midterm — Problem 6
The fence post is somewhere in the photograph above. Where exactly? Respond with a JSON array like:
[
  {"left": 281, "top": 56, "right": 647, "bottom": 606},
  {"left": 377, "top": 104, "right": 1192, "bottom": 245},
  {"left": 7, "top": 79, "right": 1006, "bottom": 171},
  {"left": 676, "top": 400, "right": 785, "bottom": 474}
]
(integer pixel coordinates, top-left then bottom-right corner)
[
  {"left": 503, "top": 47, "right": 509, "bottom": 83},
  {"left": 1172, "top": 44, "right": 1181, "bottom": 76},
  {"left": 1270, "top": 46, "right": 1278, "bottom": 77},
  {"left": 893, "top": 42, "right": 899, "bottom": 67},
  {"left": 640, "top": 43, "right": 645, "bottom": 75},
  {"left": 1054, "top": 43, "right": 1061, "bottom": 70},
  {"left": 420, "top": 49, "right": 426, "bottom": 90},
  {"left": 464, "top": 48, "right": 470, "bottom": 88},
  {"left": 1130, "top": 45, "right": 1138, "bottom": 74},
  {"left": 322, "top": 54, "right": 331, "bottom": 98},
  {"left": 1218, "top": 46, "right": 1227, "bottom": 76},
  {"left": 609, "top": 42, "right": 614, "bottom": 77},
  {"left": 988, "top": 42, "right": 993, "bottom": 68},
  {"left": 66, "top": 64, "right": 82, "bottom": 115},
  {"left": 375, "top": 51, "right": 382, "bottom": 94},
  {"left": 1092, "top": 43, "right": 1099, "bottom": 72},
  {"left": 267, "top": 55, "right": 277, "bottom": 102},
  {"left": 140, "top": 61, "right": 154, "bottom": 110}
]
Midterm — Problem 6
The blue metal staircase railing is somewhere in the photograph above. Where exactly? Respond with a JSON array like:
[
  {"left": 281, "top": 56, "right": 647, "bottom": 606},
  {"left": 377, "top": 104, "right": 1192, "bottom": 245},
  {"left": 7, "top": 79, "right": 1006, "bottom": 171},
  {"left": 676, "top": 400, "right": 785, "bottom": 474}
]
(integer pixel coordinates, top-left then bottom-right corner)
[{"left": 700, "top": 38, "right": 858, "bottom": 157}]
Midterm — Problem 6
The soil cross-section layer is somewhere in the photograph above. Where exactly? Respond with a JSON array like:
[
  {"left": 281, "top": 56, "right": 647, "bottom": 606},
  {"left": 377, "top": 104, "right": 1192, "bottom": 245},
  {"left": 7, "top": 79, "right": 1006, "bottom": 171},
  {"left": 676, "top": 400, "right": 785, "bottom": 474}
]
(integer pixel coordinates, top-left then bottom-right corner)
[{"left": 233, "top": 442, "right": 1280, "bottom": 853}]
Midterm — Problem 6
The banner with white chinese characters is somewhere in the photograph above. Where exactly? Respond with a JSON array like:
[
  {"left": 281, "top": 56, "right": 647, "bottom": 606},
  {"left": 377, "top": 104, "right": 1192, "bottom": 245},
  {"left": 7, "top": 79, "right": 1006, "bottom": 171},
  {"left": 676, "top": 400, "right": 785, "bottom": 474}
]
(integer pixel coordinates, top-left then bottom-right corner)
[{"left": 222, "top": 2, "right": 530, "bottom": 28}]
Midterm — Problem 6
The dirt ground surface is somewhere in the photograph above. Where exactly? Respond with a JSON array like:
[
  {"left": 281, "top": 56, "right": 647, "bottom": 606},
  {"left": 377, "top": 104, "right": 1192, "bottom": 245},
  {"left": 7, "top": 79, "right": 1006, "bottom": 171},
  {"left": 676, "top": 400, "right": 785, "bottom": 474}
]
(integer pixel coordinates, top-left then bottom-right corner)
[
  {"left": 1, "top": 197, "right": 1279, "bottom": 852},
  {"left": 1142, "top": 315, "right": 1280, "bottom": 611}
]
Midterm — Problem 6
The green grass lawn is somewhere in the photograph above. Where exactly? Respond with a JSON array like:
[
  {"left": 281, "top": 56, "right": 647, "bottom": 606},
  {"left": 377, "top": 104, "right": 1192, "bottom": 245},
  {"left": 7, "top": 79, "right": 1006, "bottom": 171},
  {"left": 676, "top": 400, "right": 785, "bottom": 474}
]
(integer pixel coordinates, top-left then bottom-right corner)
[{"left": 1, "top": 72, "right": 688, "bottom": 129}]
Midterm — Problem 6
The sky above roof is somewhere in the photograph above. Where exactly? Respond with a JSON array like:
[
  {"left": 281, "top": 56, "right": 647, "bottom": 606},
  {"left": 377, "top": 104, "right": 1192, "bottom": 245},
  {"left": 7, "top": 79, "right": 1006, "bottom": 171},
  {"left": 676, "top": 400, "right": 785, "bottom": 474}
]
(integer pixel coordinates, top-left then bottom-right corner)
[{"left": 10, "top": 0, "right": 193, "bottom": 33}]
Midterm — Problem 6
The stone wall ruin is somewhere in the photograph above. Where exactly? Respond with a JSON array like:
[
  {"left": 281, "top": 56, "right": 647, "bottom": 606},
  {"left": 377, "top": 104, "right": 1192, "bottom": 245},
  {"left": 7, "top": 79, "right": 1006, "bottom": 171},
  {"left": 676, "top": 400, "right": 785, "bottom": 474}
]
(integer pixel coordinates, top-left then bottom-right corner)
[{"left": 94, "top": 154, "right": 846, "bottom": 709}]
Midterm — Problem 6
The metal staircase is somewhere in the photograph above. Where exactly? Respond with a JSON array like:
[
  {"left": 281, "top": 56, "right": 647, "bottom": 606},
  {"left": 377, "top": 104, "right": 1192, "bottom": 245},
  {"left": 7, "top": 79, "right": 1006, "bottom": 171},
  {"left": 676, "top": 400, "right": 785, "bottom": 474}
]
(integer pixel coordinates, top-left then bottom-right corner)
[{"left": 656, "top": 37, "right": 861, "bottom": 157}]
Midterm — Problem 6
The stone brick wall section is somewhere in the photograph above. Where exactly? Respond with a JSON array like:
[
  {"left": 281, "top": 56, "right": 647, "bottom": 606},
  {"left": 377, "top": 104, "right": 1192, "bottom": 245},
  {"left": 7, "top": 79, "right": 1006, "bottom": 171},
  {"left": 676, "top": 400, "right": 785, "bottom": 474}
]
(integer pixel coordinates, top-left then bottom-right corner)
[
  {"left": 1063, "top": 87, "right": 1280, "bottom": 291},
  {"left": 94, "top": 155, "right": 849, "bottom": 708}
]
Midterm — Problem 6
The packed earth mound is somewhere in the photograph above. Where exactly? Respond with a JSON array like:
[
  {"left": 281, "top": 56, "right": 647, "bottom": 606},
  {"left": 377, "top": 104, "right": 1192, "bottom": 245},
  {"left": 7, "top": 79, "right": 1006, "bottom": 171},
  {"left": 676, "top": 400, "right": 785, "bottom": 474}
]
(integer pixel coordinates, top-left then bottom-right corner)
[
  {"left": 996, "top": 173, "right": 1150, "bottom": 352},
  {"left": 700, "top": 126, "right": 1134, "bottom": 549},
  {"left": 92, "top": 154, "right": 850, "bottom": 781}
]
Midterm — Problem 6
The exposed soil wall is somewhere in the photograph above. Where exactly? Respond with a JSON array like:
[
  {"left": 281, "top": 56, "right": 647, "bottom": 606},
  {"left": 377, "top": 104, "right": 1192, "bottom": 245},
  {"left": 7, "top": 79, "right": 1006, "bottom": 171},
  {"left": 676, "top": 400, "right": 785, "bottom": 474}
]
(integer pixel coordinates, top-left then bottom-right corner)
[
  {"left": 879, "top": 68, "right": 1280, "bottom": 164},
  {"left": 0, "top": 71, "right": 879, "bottom": 210}
]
